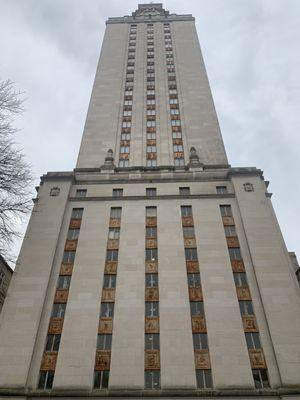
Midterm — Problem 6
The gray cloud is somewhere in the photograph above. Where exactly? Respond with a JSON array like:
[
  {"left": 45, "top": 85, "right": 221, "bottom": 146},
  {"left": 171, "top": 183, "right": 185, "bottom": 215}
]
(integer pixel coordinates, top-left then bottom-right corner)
[{"left": 0, "top": 0, "right": 299, "bottom": 264}]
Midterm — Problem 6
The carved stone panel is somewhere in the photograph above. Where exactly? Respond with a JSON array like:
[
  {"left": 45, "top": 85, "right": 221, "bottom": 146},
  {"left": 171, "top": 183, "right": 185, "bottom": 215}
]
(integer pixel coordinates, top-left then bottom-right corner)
[
  {"left": 174, "top": 151, "right": 184, "bottom": 158},
  {"left": 145, "top": 261, "right": 158, "bottom": 273},
  {"left": 226, "top": 236, "right": 240, "bottom": 248},
  {"left": 184, "top": 238, "right": 196, "bottom": 248},
  {"left": 102, "top": 288, "right": 115, "bottom": 302},
  {"left": 173, "top": 138, "right": 183, "bottom": 145},
  {"left": 54, "top": 289, "right": 68, "bottom": 303},
  {"left": 109, "top": 218, "right": 121, "bottom": 228},
  {"left": 60, "top": 263, "right": 73, "bottom": 276},
  {"left": 231, "top": 260, "right": 245, "bottom": 272},
  {"left": 182, "top": 216, "right": 194, "bottom": 227},
  {"left": 64, "top": 239, "right": 78, "bottom": 251},
  {"left": 69, "top": 219, "right": 81, "bottom": 229},
  {"left": 105, "top": 261, "right": 118, "bottom": 274},
  {"left": 249, "top": 349, "right": 267, "bottom": 369},
  {"left": 146, "top": 238, "right": 157, "bottom": 249},
  {"left": 147, "top": 152, "right": 157, "bottom": 160},
  {"left": 40, "top": 352, "right": 57, "bottom": 371},
  {"left": 222, "top": 216, "right": 235, "bottom": 226},
  {"left": 236, "top": 286, "right": 252, "bottom": 301},
  {"left": 189, "top": 287, "right": 203, "bottom": 301},
  {"left": 243, "top": 316, "right": 259, "bottom": 333},
  {"left": 99, "top": 317, "right": 113, "bottom": 334},
  {"left": 48, "top": 317, "right": 63, "bottom": 334},
  {"left": 107, "top": 239, "right": 119, "bottom": 250},
  {"left": 186, "top": 260, "right": 199, "bottom": 273},
  {"left": 145, "top": 287, "right": 159, "bottom": 301},
  {"left": 95, "top": 350, "right": 111, "bottom": 371},
  {"left": 145, "top": 350, "right": 160, "bottom": 370},
  {"left": 194, "top": 350, "right": 211, "bottom": 369},
  {"left": 145, "top": 316, "right": 159, "bottom": 333},
  {"left": 191, "top": 316, "right": 206, "bottom": 333},
  {"left": 146, "top": 217, "right": 157, "bottom": 227},
  {"left": 119, "top": 153, "right": 129, "bottom": 160}
]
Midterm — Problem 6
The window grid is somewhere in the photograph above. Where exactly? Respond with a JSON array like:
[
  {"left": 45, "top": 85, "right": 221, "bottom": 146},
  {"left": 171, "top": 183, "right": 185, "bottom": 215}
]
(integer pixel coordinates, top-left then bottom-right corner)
[
  {"left": 38, "top": 208, "right": 84, "bottom": 389},
  {"left": 219, "top": 205, "right": 269, "bottom": 388}
]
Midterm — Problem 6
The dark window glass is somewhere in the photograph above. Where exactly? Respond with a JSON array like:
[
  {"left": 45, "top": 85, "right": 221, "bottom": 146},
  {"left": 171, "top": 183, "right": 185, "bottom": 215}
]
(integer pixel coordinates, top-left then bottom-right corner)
[
  {"left": 106, "top": 250, "right": 118, "bottom": 262},
  {"left": 252, "top": 369, "right": 269, "bottom": 388},
  {"left": 181, "top": 206, "right": 192, "bottom": 217},
  {"left": 183, "top": 227, "right": 195, "bottom": 238},
  {"left": 146, "top": 188, "right": 157, "bottom": 197},
  {"left": 76, "top": 189, "right": 87, "bottom": 197},
  {"left": 224, "top": 225, "right": 236, "bottom": 237},
  {"left": 146, "top": 248, "right": 158, "bottom": 261},
  {"left": 103, "top": 275, "right": 116, "bottom": 288},
  {"left": 108, "top": 228, "right": 120, "bottom": 240},
  {"left": 187, "top": 273, "right": 201, "bottom": 287},
  {"left": 239, "top": 300, "right": 254, "bottom": 316},
  {"left": 45, "top": 334, "right": 61, "bottom": 351},
  {"left": 193, "top": 333, "right": 208, "bottom": 350},
  {"left": 185, "top": 248, "right": 198, "bottom": 261},
  {"left": 97, "top": 334, "right": 112, "bottom": 350},
  {"left": 146, "top": 227, "right": 157, "bottom": 238},
  {"left": 245, "top": 332, "right": 261, "bottom": 349},
  {"left": 100, "top": 303, "right": 114, "bottom": 318},
  {"left": 145, "top": 370, "right": 160, "bottom": 389},
  {"left": 216, "top": 186, "right": 227, "bottom": 194},
  {"left": 67, "top": 228, "right": 80, "bottom": 240},
  {"left": 228, "top": 247, "right": 242, "bottom": 261},
  {"left": 71, "top": 208, "right": 83, "bottom": 219},
  {"left": 145, "top": 333, "right": 160, "bottom": 350},
  {"left": 145, "top": 301, "right": 159, "bottom": 317},
  {"left": 179, "top": 187, "right": 190, "bottom": 195},
  {"left": 196, "top": 369, "right": 213, "bottom": 388},
  {"left": 57, "top": 275, "right": 71, "bottom": 289},
  {"left": 220, "top": 205, "right": 232, "bottom": 217},
  {"left": 62, "top": 251, "right": 75, "bottom": 264},
  {"left": 146, "top": 207, "right": 157, "bottom": 217},
  {"left": 93, "top": 370, "right": 109, "bottom": 389},
  {"left": 233, "top": 272, "right": 247, "bottom": 286},
  {"left": 190, "top": 301, "right": 204, "bottom": 316},
  {"left": 112, "top": 189, "right": 123, "bottom": 197},
  {"left": 51, "top": 303, "right": 66, "bottom": 318},
  {"left": 145, "top": 274, "right": 158, "bottom": 287},
  {"left": 110, "top": 208, "right": 122, "bottom": 219},
  {"left": 38, "top": 371, "right": 55, "bottom": 390}
]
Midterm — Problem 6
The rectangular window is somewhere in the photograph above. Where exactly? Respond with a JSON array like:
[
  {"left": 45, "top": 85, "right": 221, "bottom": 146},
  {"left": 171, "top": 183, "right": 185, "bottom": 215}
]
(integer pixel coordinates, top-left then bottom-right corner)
[
  {"left": 121, "top": 133, "right": 131, "bottom": 140},
  {"left": 170, "top": 109, "right": 179, "bottom": 115},
  {"left": 224, "top": 225, "right": 236, "bottom": 237},
  {"left": 216, "top": 186, "right": 227, "bottom": 194},
  {"left": 62, "top": 251, "right": 75, "bottom": 264},
  {"left": 193, "top": 333, "right": 208, "bottom": 350},
  {"left": 147, "top": 132, "right": 156, "bottom": 139},
  {"left": 147, "top": 99, "right": 156, "bottom": 105},
  {"left": 71, "top": 208, "right": 83, "bottom": 219},
  {"left": 174, "top": 158, "right": 185, "bottom": 166},
  {"left": 120, "top": 146, "right": 130, "bottom": 154},
  {"left": 119, "top": 159, "right": 129, "bottom": 167},
  {"left": 93, "top": 371, "right": 109, "bottom": 389},
  {"left": 38, "top": 371, "right": 55, "bottom": 390},
  {"left": 146, "top": 248, "right": 158, "bottom": 261},
  {"left": 145, "top": 301, "right": 159, "bottom": 317},
  {"left": 108, "top": 228, "right": 120, "bottom": 240},
  {"left": 196, "top": 369, "right": 213, "bottom": 389},
  {"left": 97, "top": 334, "right": 112, "bottom": 350},
  {"left": 76, "top": 189, "right": 87, "bottom": 197},
  {"left": 233, "top": 272, "right": 247, "bottom": 286},
  {"left": 45, "top": 334, "right": 61, "bottom": 351},
  {"left": 239, "top": 300, "right": 254, "bottom": 316},
  {"left": 183, "top": 227, "right": 195, "bottom": 238},
  {"left": 103, "top": 275, "right": 117, "bottom": 289},
  {"left": 171, "top": 120, "right": 181, "bottom": 126},
  {"left": 170, "top": 98, "right": 178, "bottom": 104},
  {"left": 112, "top": 188, "right": 123, "bottom": 197},
  {"left": 52, "top": 303, "right": 66, "bottom": 318},
  {"left": 228, "top": 248, "right": 242, "bottom": 261},
  {"left": 187, "top": 273, "right": 201, "bottom": 287},
  {"left": 172, "top": 131, "right": 182, "bottom": 139},
  {"left": 145, "top": 273, "right": 158, "bottom": 287},
  {"left": 220, "top": 205, "right": 232, "bottom": 217},
  {"left": 146, "top": 120, "right": 156, "bottom": 127},
  {"left": 100, "top": 303, "right": 114, "bottom": 318},
  {"left": 147, "top": 159, "right": 157, "bottom": 167},
  {"left": 190, "top": 301, "right": 204, "bottom": 316},
  {"left": 146, "top": 207, "right": 157, "bottom": 217},
  {"left": 106, "top": 250, "right": 118, "bottom": 262},
  {"left": 145, "top": 333, "right": 160, "bottom": 350},
  {"left": 146, "top": 188, "right": 157, "bottom": 197},
  {"left": 245, "top": 332, "right": 261, "bottom": 349},
  {"left": 147, "top": 109, "right": 156, "bottom": 116},
  {"left": 147, "top": 146, "right": 157, "bottom": 153},
  {"left": 181, "top": 205, "right": 192, "bottom": 217},
  {"left": 67, "top": 228, "right": 80, "bottom": 240},
  {"left": 110, "top": 208, "right": 122, "bottom": 219},
  {"left": 179, "top": 187, "right": 190, "bottom": 195},
  {"left": 146, "top": 227, "right": 157, "bottom": 238},
  {"left": 173, "top": 144, "right": 183, "bottom": 152},
  {"left": 57, "top": 275, "right": 71, "bottom": 289},
  {"left": 252, "top": 370, "right": 269, "bottom": 389},
  {"left": 185, "top": 248, "right": 198, "bottom": 261},
  {"left": 145, "top": 371, "right": 160, "bottom": 389},
  {"left": 122, "top": 121, "right": 131, "bottom": 128}
]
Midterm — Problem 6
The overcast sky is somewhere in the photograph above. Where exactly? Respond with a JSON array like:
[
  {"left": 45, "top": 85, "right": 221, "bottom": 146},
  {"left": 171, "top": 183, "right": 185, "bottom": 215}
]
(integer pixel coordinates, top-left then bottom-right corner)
[{"left": 0, "top": 0, "right": 299, "bottom": 266}]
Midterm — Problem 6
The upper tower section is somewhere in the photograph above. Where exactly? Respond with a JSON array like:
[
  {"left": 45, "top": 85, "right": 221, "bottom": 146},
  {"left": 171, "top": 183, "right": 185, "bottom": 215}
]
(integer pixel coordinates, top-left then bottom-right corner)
[{"left": 76, "top": 4, "right": 228, "bottom": 170}]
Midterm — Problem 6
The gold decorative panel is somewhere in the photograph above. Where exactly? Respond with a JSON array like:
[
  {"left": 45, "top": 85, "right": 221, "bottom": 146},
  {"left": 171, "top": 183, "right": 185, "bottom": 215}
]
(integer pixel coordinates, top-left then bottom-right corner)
[
  {"left": 243, "top": 316, "right": 259, "bottom": 333},
  {"left": 146, "top": 238, "right": 157, "bottom": 249},
  {"left": 182, "top": 216, "right": 194, "bottom": 227},
  {"left": 194, "top": 350, "right": 211, "bottom": 369},
  {"left": 236, "top": 286, "right": 252, "bottom": 301},
  {"left": 64, "top": 239, "right": 77, "bottom": 251},
  {"left": 109, "top": 218, "right": 121, "bottom": 228},
  {"left": 222, "top": 216, "right": 235, "bottom": 226},
  {"left": 191, "top": 316, "right": 206, "bottom": 333},
  {"left": 186, "top": 260, "right": 199, "bottom": 273},
  {"left": 145, "top": 261, "right": 158, "bottom": 273},
  {"left": 104, "top": 261, "right": 118, "bottom": 274},
  {"left": 60, "top": 263, "right": 73, "bottom": 276},
  {"left": 184, "top": 238, "right": 196, "bottom": 248},
  {"left": 189, "top": 287, "right": 203, "bottom": 301},
  {"left": 249, "top": 349, "right": 267, "bottom": 369},
  {"left": 146, "top": 217, "right": 157, "bottom": 227},
  {"left": 48, "top": 317, "right": 63, "bottom": 334},
  {"left": 98, "top": 317, "right": 113, "bottom": 334},
  {"left": 107, "top": 239, "right": 119, "bottom": 250},
  {"left": 102, "top": 288, "right": 115, "bottom": 302},
  {"left": 226, "top": 236, "right": 240, "bottom": 248},
  {"left": 54, "top": 289, "right": 68, "bottom": 303},
  {"left": 145, "top": 316, "right": 159, "bottom": 333},
  {"left": 145, "top": 287, "right": 159, "bottom": 301},
  {"left": 40, "top": 352, "right": 57, "bottom": 371},
  {"left": 231, "top": 260, "right": 245, "bottom": 273},
  {"left": 69, "top": 219, "right": 81, "bottom": 229},
  {"left": 147, "top": 152, "right": 157, "bottom": 160},
  {"left": 145, "top": 350, "right": 160, "bottom": 370},
  {"left": 95, "top": 350, "right": 111, "bottom": 371},
  {"left": 174, "top": 151, "right": 184, "bottom": 158}
]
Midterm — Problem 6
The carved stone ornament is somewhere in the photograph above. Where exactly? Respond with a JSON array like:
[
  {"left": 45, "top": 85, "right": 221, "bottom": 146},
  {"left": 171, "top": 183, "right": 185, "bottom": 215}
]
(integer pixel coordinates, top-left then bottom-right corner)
[
  {"left": 60, "top": 263, "right": 73, "bottom": 276},
  {"left": 231, "top": 260, "right": 245, "bottom": 272},
  {"left": 145, "top": 287, "right": 159, "bottom": 302},
  {"left": 145, "top": 316, "right": 159, "bottom": 333},
  {"left": 186, "top": 260, "right": 199, "bottom": 273},
  {"left": 146, "top": 217, "right": 157, "bottom": 227},
  {"left": 107, "top": 239, "right": 119, "bottom": 250},
  {"left": 146, "top": 238, "right": 157, "bottom": 249},
  {"left": 48, "top": 317, "right": 64, "bottom": 334},
  {"left": 222, "top": 216, "right": 235, "bottom": 226},
  {"left": 109, "top": 218, "right": 121, "bottom": 228},
  {"left": 65, "top": 239, "right": 78, "bottom": 251},
  {"left": 188, "top": 146, "right": 203, "bottom": 170},
  {"left": 189, "top": 287, "right": 203, "bottom": 301},
  {"left": 184, "top": 238, "right": 197, "bottom": 248},
  {"left": 244, "top": 182, "right": 254, "bottom": 192},
  {"left": 243, "top": 316, "right": 259, "bottom": 333},
  {"left": 194, "top": 349, "right": 211, "bottom": 369},
  {"left": 191, "top": 316, "right": 207, "bottom": 333},
  {"left": 50, "top": 187, "right": 60, "bottom": 197},
  {"left": 99, "top": 317, "right": 113, "bottom": 334},
  {"left": 226, "top": 236, "right": 240, "bottom": 248},
  {"left": 54, "top": 289, "right": 68, "bottom": 303},
  {"left": 69, "top": 219, "right": 81, "bottom": 229},
  {"left": 236, "top": 286, "right": 252, "bottom": 301},
  {"left": 182, "top": 216, "right": 194, "bottom": 227},
  {"left": 41, "top": 352, "right": 57, "bottom": 370},
  {"left": 104, "top": 261, "right": 118, "bottom": 274},
  {"left": 145, "top": 350, "right": 160, "bottom": 370},
  {"left": 102, "top": 288, "right": 115, "bottom": 302},
  {"left": 95, "top": 350, "right": 111, "bottom": 371},
  {"left": 100, "top": 149, "right": 115, "bottom": 172},
  {"left": 145, "top": 261, "right": 158, "bottom": 273},
  {"left": 249, "top": 349, "right": 267, "bottom": 369}
]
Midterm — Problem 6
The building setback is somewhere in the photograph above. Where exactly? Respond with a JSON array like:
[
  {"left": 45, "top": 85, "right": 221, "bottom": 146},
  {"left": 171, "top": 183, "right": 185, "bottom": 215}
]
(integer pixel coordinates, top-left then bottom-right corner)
[
  {"left": 0, "top": 3, "right": 300, "bottom": 399},
  {"left": 0, "top": 255, "right": 13, "bottom": 313}
]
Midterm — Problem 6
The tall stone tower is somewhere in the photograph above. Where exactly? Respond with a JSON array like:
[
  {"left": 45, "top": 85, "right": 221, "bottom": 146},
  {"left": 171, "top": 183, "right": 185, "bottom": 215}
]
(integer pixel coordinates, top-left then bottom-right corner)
[{"left": 0, "top": 4, "right": 300, "bottom": 399}]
